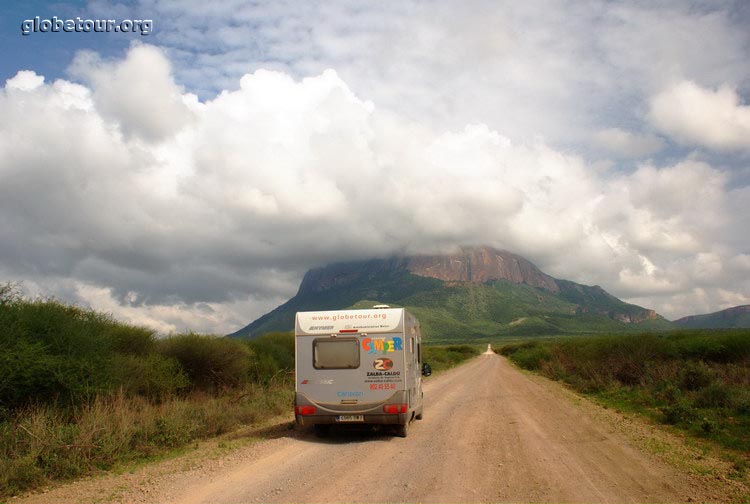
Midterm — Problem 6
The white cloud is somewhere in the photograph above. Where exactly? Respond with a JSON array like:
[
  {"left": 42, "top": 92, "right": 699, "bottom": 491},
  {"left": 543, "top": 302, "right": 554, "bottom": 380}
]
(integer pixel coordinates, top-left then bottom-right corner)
[
  {"left": 68, "top": 44, "right": 195, "bottom": 141},
  {"left": 0, "top": 43, "right": 748, "bottom": 333},
  {"left": 5, "top": 70, "right": 45, "bottom": 91},
  {"left": 595, "top": 128, "right": 664, "bottom": 158},
  {"left": 649, "top": 81, "right": 750, "bottom": 151},
  {"left": 138, "top": 0, "right": 750, "bottom": 155}
]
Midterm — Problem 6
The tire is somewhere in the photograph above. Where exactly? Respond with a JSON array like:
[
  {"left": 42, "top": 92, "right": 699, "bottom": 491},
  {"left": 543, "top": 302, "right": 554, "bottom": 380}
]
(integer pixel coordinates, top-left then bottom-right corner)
[
  {"left": 415, "top": 409, "right": 423, "bottom": 420},
  {"left": 395, "top": 421, "right": 408, "bottom": 438},
  {"left": 314, "top": 424, "right": 330, "bottom": 438}
]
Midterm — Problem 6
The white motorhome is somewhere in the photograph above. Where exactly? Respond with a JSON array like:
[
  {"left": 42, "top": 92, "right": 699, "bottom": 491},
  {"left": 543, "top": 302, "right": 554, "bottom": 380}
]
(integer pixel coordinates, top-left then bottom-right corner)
[{"left": 294, "top": 307, "right": 431, "bottom": 437}]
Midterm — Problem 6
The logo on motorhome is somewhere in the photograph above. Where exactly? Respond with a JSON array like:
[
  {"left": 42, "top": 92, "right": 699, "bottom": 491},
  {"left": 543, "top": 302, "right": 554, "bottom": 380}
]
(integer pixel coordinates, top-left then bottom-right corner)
[
  {"left": 373, "top": 358, "right": 394, "bottom": 371},
  {"left": 361, "top": 337, "right": 403, "bottom": 354}
]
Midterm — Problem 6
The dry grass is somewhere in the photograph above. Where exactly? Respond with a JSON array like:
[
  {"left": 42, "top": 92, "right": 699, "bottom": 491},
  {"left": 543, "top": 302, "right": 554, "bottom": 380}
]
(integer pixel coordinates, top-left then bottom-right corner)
[{"left": 0, "top": 385, "right": 293, "bottom": 498}]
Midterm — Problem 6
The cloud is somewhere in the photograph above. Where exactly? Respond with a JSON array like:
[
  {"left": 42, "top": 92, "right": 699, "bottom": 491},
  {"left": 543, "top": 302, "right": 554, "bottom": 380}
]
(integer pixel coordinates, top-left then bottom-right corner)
[
  {"left": 5, "top": 70, "right": 45, "bottom": 91},
  {"left": 0, "top": 43, "right": 748, "bottom": 333},
  {"left": 594, "top": 128, "right": 664, "bottom": 158},
  {"left": 137, "top": 0, "right": 750, "bottom": 158},
  {"left": 649, "top": 81, "right": 750, "bottom": 151},
  {"left": 68, "top": 44, "right": 195, "bottom": 141}
]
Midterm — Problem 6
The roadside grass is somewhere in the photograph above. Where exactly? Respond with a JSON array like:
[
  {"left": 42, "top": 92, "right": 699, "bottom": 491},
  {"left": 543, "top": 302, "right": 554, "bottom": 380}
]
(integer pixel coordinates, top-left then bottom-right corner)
[
  {"left": 0, "top": 285, "right": 297, "bottom": 499},
  {"left": 423, "top": 344, "right": 483, "bottom": 373},
  {"left": 500, "top": 330, "right": 750, "bottom": 476},
  {"left": 0, "top": 383, "right": 293, "bottom": 498}
]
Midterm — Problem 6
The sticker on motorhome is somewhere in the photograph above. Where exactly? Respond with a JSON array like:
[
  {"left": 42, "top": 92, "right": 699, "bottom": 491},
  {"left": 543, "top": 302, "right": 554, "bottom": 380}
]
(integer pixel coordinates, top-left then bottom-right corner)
[
  {"left": 365, "top": 370, "right": 402, "bottom": 385},
  {"left": 337, "top": 391, "right": 364, "bottom": 397},
  {"left": 297, "top": 309, "right": 403, "bottom": 334},
  {"left": 361, "top": 337, "right": 403, "bottom": 354},
  {"left": 373, "top": 358, "right": 394, "bottom": 370}
]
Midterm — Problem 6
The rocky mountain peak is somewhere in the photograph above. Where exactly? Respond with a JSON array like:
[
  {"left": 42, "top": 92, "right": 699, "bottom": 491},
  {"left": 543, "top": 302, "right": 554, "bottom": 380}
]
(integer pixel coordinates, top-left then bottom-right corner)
[
  {"left": 405, "top": 246, "right": 560, "bottom": 292},
  {"left": 297, "top": 246, "right": 559, "bottom": 295}
]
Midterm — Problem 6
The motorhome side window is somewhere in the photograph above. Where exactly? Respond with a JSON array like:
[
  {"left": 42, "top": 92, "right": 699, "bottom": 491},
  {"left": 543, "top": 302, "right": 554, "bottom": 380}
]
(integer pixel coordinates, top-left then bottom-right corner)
[{"left": 313, "top": 338, "right": 360, "bottom": 369}]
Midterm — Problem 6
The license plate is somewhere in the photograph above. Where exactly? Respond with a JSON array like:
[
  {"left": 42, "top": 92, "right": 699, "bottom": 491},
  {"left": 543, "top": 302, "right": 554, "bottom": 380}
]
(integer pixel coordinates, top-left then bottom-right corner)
[{"left": 336, "top": 415, "right": 364, "bottom": 422}]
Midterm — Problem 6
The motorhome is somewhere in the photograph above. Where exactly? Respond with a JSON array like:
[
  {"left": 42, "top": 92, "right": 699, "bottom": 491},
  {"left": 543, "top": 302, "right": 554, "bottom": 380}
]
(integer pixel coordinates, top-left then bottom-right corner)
[{"left": 294, "top": 306, "right": 431, "bottom": 437}]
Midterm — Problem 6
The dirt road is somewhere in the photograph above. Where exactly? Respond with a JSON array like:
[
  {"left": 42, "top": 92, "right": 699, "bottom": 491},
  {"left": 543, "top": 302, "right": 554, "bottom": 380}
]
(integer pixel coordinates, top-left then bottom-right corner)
[{"left": 20, "top": 353, "right": 726, "bottom": 503}]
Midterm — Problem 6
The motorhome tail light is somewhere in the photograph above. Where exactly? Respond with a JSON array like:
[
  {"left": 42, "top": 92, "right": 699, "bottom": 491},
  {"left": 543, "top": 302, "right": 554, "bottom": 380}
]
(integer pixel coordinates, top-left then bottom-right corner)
[
  {"left": 383, "top": 404, "right": 408, "bottom": 414},
  {"left": 295, "top": 405, "right": 317, "bottom": 415},
  {"left": 339, "top": 329, "right": 358, "bottom": 333}
]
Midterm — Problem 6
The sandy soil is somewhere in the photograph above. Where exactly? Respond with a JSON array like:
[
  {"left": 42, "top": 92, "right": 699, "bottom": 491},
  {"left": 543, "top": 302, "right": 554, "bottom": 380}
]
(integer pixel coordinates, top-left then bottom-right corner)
[{"left": 16, "top": 353, "right": 741, "bottom": 503}]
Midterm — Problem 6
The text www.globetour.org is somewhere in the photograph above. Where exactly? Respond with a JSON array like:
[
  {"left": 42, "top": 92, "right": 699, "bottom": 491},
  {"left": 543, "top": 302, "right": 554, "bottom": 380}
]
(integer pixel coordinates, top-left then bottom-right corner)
[
  {"left": 22, "top": 16, "right": 152, "bottom": 36},
  {"left": 311, "top": 313, "right": 388, "bottom": 322}
]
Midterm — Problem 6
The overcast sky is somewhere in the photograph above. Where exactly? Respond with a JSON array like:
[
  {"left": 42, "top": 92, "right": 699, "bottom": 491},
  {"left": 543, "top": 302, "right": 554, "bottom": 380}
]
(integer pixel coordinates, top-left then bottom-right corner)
[{"left": 1, "top": 0, "right": 749, "bottom": 333}]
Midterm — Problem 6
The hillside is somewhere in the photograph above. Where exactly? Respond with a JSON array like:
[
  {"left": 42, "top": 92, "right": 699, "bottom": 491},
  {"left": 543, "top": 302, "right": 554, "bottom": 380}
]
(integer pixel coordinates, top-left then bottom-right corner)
[
  {"left": 674, "top": 304, "right": 750, "bottom": 329},
  {"left": 229, "top": 247, "right": 673, "bottom": 341}
]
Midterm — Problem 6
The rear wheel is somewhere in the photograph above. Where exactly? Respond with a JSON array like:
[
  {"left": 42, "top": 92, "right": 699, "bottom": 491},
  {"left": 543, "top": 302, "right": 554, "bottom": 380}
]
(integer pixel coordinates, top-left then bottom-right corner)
[
  {"left": 395, "top": 421, "right": 408, "bottom": 438},
  {"left": 415, "top": 409, "right": 423, "bottom": 420}
]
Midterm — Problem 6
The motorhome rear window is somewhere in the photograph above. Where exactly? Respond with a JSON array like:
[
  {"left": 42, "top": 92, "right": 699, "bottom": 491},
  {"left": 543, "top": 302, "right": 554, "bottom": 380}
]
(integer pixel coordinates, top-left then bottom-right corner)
[{"left": 313, "top": 338, "right": 360, "bottom": 369}]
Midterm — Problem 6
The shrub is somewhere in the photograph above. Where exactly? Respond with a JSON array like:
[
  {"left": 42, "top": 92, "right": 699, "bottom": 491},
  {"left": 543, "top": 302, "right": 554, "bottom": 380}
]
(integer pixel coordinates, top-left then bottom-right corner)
[
  {"left": 694, "top": 383, "right": 732, "bottom": 409},
  {"left": 109, "top": 353, "right": 189, "bottom": 400},
  {"left": 245, "top": 332, "right": 294, "bottom": 384},
  {"left": 660, "top": 399, "right": 697, "bottom": 425},
  {"left": 158, "top": 334, "right": 251, "bottom": 391},
  {"left": 422, "top": 344, "right": 481, "bottom": 373},
  {"left": 654, "top": 382, "right": 682, "bottom": 404},
  {"left": 735, "top": 391, "right": 750, "bottom": 414},
  {"left": 510, "top": 343, "right": 551, "bottom": 371},
  {"left": 680, "top": 361, "right": 715, "bottom": 391},
  {"left": 501, "top": 330, "right": 750, "bottom": 455},
  {"left": 107, "top": 325, "right": 156, "bottom": 356},
  {"left": 673, "top": 331, "right": 750, "bottom": 363}
]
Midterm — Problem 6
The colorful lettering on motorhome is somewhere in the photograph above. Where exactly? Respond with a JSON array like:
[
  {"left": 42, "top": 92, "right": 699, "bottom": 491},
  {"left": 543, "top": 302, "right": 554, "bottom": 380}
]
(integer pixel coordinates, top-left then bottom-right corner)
[{"left": 361, "top": 337, "right": 403, "bottom": 354}]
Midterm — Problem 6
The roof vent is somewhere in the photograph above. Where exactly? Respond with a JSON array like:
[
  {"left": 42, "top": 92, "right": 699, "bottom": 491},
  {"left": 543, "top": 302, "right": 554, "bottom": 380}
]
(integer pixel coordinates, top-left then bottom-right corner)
[{"left": 373, "top": 304, "right": 390, "bottom": 309}]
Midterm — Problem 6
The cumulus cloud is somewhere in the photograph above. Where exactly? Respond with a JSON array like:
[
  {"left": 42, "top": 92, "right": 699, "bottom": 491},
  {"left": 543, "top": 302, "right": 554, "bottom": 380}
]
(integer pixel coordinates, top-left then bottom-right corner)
[
  {"left": 5, "top": 70, "right": 45, "bottom": 91},
  {"left": 68, "top": 44, "right": 195, "bottom": 141},
  {"left": 594, "top": 128, "right": 664, "bottom": 158},
  {"left": 135, "top": 0, "right": 750, "bottom": 156},
  {"left": 1, "top": 44, "right": 748, "bottom": 332},
  {"left": 649, "top": 81, "right": 750, "bottom": 151}
]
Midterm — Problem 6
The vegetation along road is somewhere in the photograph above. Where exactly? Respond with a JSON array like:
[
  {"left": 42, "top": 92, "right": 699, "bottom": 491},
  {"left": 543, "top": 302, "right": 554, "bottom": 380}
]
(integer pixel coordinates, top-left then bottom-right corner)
[{"left": 16, "top": 350, "right": 740, "bottom": 504}]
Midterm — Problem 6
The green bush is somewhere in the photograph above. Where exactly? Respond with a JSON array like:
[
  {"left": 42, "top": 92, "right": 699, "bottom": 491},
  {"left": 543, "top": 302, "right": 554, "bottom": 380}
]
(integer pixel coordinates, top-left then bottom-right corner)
[
  {"left": 245, "top": 332, "right": 294, "bottom": 384},
  {"left": 422, "top": 344, "right": 481, "bottom": 372},
  {"left": 0, "top": 288, "right": 179, "bottom": 411},
  {"left": 110, "top": 353, "right": 189, "bottom": 400},
  {"left": 158, "top": 334, "right": 251, "bottom": 391},
  {"left": 672, "top": 331, "right": 750, "bottom": 363},
  {"left": 660, "top": 399, "right": 697, "bottom": 425},
  {"left": 0, "top": 287, "right": 308, "bottom": 498},
  {"left": 502, "top": 330, "right": 750, "bottom": 454},
  {"left": 694, "top": 382, "right": 732, "bottom": 409},
  {"left": 507, "top": 343, "right": 551, "bottom": 371},
  {"left": 108, "top": 324, "right": 157, "bottom": 356},
  {"left": 680, "top": 361, "right": 715, "bottom": 391}
]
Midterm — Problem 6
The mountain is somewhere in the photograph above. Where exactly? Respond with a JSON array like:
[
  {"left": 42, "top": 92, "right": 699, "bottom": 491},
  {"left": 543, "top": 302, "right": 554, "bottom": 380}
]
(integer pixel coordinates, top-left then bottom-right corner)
[
  {"left": 674, "top": 305, "right": 750, "bottom": 329},
  {"left": 229, "top": 246, "right": 672, "bottom": 341}
]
